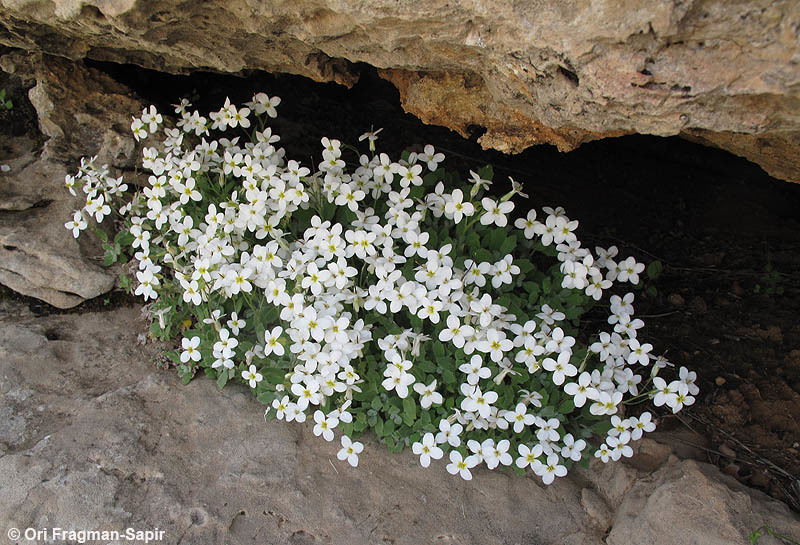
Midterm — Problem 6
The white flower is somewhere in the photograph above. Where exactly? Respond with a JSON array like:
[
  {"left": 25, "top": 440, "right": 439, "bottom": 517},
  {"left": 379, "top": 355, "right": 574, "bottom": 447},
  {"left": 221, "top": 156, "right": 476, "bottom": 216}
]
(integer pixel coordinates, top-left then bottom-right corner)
[
  {"left": 180, "top": 336, "right": 201, "bottom": 363},
  {"left": 242, "top": 365, "right": 263, "bottom": 388},
  {"left": 679, "top": 366, "right": 700, "bottom": 396},
  {"left": 272, "top": 395, "right": 290, "bottom": 420},
  {"left": 595, "top": 444, "right": 612, "bottom": 463},
  {"left": 542, "top": 351, "right": 577, "bottom": 385},
  {"left": 561, "top": 433, "right": 587, "bottom": 462},
  {"left": 419, "top": 144, "right": 445, "bottom": 171},
  {"left": 446, "top": 450, "right": 478, "bottom": 480},
  {"left": 460, "top": 384, "right": 498, "bottom": 419},
  {"left": 484, "top": 438, "right": 513, "bottom": 469},
  {"left": 397, "top": 163, "right": 423, "bottom": 188},
  {"left": 291, "top": 379, "right": 321, "bottom": 411},
  {"left": 246, "top": 92, "right": 281, "bottom": 117},
  {"left": 312, "top": 410, "right": 339, "bottom": 441},
  {"left": 537, "top": 304, "right": 565, "bottom": 325},
  {"left": 444, "top": 189, "right": 475, "bottom": 224},
  {"left": 337, "top": 435, "right": 364, "bottom": 467},
  {"left": 131, "top": 117, "right": 147, "bottom": 141},
  {"left": 263, "top": 326, "right": 285, "bottom": 356},
  {"left": 504, "top": 403, "right": 535, "bottom": 433},
  {"left": 590, "top": 391, "right": 623, "bottom": 416},
  {"left": 141, "top": 105, "right": 163, "bottom": 132},
  {"left": 381, "top": 366, "right": 415, "bottom": 398},
  {"left": 617, "top": 256, "right": 645, "bottom": 284},
  {"left": 439, "top": 314, "right": 474, "bottom": 348},
  {"left": 652, "top": 376, "right": 675, "bottom": 407},
  {"left": 435, "top": 419, "right": 463, "bottom": 447},
  {"left": 413, "top": 380, "right": 443, "bottom": 409},
  {"left": 563, "top": 372, "right": 599, "bottom": 407},
  {"left": 607, "top": 435, "right": 633, "bottom": 460},
  {"left": 227, "top": 312, "right": 246, "bottom": 335},
  {"left": 628, "top": 412, "right": 657, "bottom": 440},
  {"left": 64, "top": 211, "right": 88, "bottom": 238},
  {"left": 535, "top": 416, "right": 560, "bottom": 442},
  {"left": 668, "top": 382, "right": 695, "bottom": 413},
  {"left": 479, "top": 197, "right": 514, "bottom": 227},
  {"left": 358, "top": 127, "right": 383, "bottom": 151},
  {"left": 475, "top": 329, "right": 514, "bottom": 362},
  {"left": 412, "top": 432, "right": 443, "bottom": 468},
  {"left": 627, "top": 338, "right": 653, "bottom": 365},
  {"left": 516, "top": 443, "right": 543, "bottom": 470},
  {"left": 459, "top": 354, "right": 491, "bottom": 385},
  {"left": 535, "top": 453, "right": 567, "bottom": 484},
  {"left": 514, "top": 209, "right": 537, "bottom": 239}
]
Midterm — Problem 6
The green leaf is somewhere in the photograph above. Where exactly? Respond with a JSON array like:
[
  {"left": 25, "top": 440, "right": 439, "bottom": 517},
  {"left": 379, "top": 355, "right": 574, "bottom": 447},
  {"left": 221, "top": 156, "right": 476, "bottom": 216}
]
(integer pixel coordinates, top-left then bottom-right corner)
[
  {"left": 371, "top": 396, "right": 383, "bottom": 411},
  {"left": 474, "top": 248, "right": 493, "bottom": 263},
  {"left": 558, "top": 399, "right": 575, "bottom": 415},
  {"left": 402, "top": 397, "right": 417, "bottom": 426},
  {"left": 257, "top": 391, "right": 276, "bottom": 405},
  {"left": 261, "top": 305, "right": 279, "bottom": 325},
  {"left": 591, "top": 420, "right": 613, "bottom": 435},
  {"left": 647, "top": 260, "right": 664, "bottom": 280},
  {"left": 262, "top": 368, "right": 287, "bottom": 383},
  {"left": 409, "top": 185, "right": 425, "bottom": 200},
  {"left": 432, "top": 342, "right": 445, "bottom": 358},
  {"left": 216, "top": 370, "right": 229, "bottom": 390},
  {"left": 485, "top": 229, "right": 505, "bottom": 252},
  {"left": 103, "top": 248, "right": 119, "bottom": 267},
  {"left": 477, "top": 164, "right": 494, "bottom": 181},
  {"left": 115, "top": 231, "right": 135, "bottom": 246},
  {"left": 466, "top": 232, "right": 481, "bottom": 250},
  {"left": 516, "top": 259, "right": 534, "bottom": 275},
  {"left": 499, "top": 234, "right": 517, "bottom": 255},
  {"left": 166, "top": 351, "right": 181, "bottom": 364},
  {"left": 340, "top": 422, "right": 354, "bottom": 437},
  {"left": 177, "top": 364, "right": 193, "bottom": 384},
  {"left": 354, "top": 413, "right": 368, "bottom": 432},
  {"left": 524, "top": 282, "right": 541, "bottom": 305},
  {"left": 422, "top": 172, "right": 439, "bottom": 187}
]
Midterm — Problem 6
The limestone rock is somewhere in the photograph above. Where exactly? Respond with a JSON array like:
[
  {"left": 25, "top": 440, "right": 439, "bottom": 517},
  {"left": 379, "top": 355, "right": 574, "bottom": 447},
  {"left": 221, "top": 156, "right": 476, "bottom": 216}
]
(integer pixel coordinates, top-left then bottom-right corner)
[
  {"left": 1, "top": 51, "right": 141, "bottom": 167},
  {"left": 0, "top": 53, "right": 141, "bottom": 308},
  {"left": 0, "top": 141, "right": 115, "bottom": 308},
  {"left": 606, "top": 456, "right": 800, "bottom": 545},
  {"left": 0, "top": 0, "right": 798, "bottom": 180}
]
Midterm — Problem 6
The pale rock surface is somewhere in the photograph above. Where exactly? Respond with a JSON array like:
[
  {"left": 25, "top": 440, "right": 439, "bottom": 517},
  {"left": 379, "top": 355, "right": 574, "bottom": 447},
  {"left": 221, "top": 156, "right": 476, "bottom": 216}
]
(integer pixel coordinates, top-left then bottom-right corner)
[
  {"left": 0, "top": 53, "right": 140, "bottom": 308},
  {"left": 1, "top": 50, "right": 141, "bottom": 167},
  {"left": 0, "top": 0, "right": 798, "bottom": 181},
  {"left": 0, "top": 139, "right": 115, "bottom": 308},
  {"left": 0, "top": 302, "right": 798, "bottom": 545},
  {"left": 606, "top": 456, "right": 800, "bottom": 545}
]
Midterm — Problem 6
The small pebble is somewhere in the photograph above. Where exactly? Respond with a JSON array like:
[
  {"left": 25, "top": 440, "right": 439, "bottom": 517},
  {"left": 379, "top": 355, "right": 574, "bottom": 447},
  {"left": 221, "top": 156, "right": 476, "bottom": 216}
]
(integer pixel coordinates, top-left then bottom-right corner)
[{"left": 668, "top": 293, "right": 685, "bottom": 306}]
